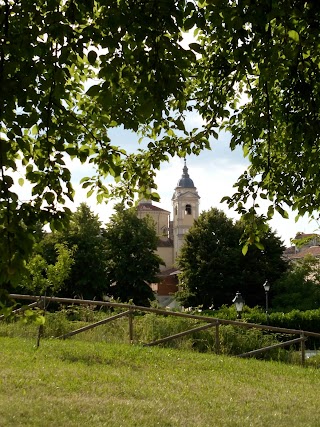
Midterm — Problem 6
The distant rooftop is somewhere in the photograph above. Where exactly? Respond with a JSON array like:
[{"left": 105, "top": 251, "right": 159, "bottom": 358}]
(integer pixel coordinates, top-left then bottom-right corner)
[
  {"left": 285, "top": 246, "right": 320, "bottom": 260},
  {"left": 137, "top": 202, "right": 170, "bottom": 214}
]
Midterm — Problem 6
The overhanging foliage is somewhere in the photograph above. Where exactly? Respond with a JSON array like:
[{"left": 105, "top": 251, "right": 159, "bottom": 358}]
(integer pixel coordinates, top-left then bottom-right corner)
[{"left": 1, "top": 0, "right": 320, "bottom": 286}]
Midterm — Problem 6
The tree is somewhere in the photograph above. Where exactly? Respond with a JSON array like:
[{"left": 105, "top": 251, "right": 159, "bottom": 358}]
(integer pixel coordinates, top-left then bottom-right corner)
[
  {"left": 2, "top": 1, "right": 320, "bottom": 289},
  {"left": 19, "top": 243, "right": 75, "bottom": 296},
  {"left": 177, "top": 208, "right": 287, "bottom": 309},
  {"left": 104, "top": 205, "right": 163, "bottom": 306},
  {"left": 192, "top": 1, "right": 320, "bottom": 248},
  {"left": 40, "top": 203, "right": 110, "bottom": 299},
  {"left": 0, "top": 0, "right": 198, "bottom": 287},
  {"left": 272, "top": 255, "right": 320, "bottom": 312}
]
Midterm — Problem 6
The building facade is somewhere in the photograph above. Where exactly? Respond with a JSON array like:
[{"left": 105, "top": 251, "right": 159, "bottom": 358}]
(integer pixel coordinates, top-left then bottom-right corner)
[
  {"left": 137, "top": 159, "right": 200, "bottom": 270},
  {"left": 136, "top": 160, "right": 199, "bottom": 306}
]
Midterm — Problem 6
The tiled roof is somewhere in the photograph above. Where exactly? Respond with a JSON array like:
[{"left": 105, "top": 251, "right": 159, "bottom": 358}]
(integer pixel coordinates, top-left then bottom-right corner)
[
  {"left": 158, "top": 267, "right": 180, "bottom": 277},
  {"left": 283, "top": 246, "right": 296, "bottom": 256},
  {"left": 286, "top": 246, "right": 320, "bottom": 260},
  {"left": 157, "top": 237, "right": 173, "bottom": 247},
  {"left": 137, "top": 203, "right": 170, "bottom": 213}
]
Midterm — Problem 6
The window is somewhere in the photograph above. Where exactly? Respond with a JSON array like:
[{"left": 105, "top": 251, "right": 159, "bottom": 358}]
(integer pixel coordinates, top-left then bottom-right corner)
[
  {"left": 185, "top": 204, "right": 192, "bottom": 215},
  {"left": 161, "top": 226, "right": 168, "bottom": 236}
]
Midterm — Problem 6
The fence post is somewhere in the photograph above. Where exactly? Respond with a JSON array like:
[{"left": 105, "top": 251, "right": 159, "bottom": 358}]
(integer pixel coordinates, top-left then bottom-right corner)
[
  {"left": 36, "top": 297, "right": 45, "bottom": 348},
  {"left": 215, "top": 320, "right": 220, "bottom": 354},
  {"left": 300, "top": 333, "right": 306, "bottom": 366},
  {"left": 128, "top": 310, "right": 134, "bottom": 344},
  {"left": 36, "top": 324, "right": 44, "bottom": 348}
]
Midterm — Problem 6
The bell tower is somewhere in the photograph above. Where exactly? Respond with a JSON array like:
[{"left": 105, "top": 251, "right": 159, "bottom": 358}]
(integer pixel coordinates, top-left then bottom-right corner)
[{"left": 172, "top": 159, "right": 200, "bottom": 262}]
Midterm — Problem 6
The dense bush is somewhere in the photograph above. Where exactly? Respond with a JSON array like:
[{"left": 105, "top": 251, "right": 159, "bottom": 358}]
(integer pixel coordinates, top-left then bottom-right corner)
[
  {"left": 202, "top": 305, "right": 320, "bottom": 349},
  {"left": 271, "top": 255, "right": 320, "bottom": 312},
  {"left": 0, "top": 308, "right": 299, "bottom": 361},
  {"left": 203, "top": 305, "right": 320, "bottom": 334}
]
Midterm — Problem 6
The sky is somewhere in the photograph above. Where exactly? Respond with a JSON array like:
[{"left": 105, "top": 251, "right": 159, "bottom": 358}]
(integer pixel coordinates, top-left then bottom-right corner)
[
  {"left": 12, "top": 98, "right": 319, "bottom": 247},
  {"left": 65, "top": 122, "right": 319, "bottom": 248},
  {"left": 13, "top": 114, "right": 318, "bottom": 247},
  {"left": 13, "top": 30, "right": 319, "bottom": 248}
]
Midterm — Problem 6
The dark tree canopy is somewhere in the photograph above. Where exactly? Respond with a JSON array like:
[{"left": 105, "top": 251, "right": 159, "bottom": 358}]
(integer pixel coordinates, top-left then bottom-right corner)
[
  {"left": 104, "top": 206, "right": 163, "bottom": 306},
  {"left": 58, "top": 203, "right": 109, "bottom": 299},
  {"left": 1, "top": 0, "right": 320, "bottom": 288},
  {"left": 272, "top": 255, "right": 320, "bottom": 312},
  {"left": 34, "top": 203, "right": 109, "bottom": 299},
  {"left": 15, "top": 203, "right": 162, "bottom": 303},
  {"left": 177, "top": 208, "right": 287, "bottom": 309}
]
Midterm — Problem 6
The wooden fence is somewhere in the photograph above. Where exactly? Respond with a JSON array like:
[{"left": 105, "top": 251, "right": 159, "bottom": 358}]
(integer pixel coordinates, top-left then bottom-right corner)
[{"left": 9, "top": 294, "right": 320, "bottom": 365}]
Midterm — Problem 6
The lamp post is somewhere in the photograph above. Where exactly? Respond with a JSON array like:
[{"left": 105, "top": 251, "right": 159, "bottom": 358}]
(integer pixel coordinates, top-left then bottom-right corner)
[
  {"left": 232, "top": 291, "right": 245, "bottom": 319},
  {"left": 263, "top": 280, "right": 270, "bottom": 323}
]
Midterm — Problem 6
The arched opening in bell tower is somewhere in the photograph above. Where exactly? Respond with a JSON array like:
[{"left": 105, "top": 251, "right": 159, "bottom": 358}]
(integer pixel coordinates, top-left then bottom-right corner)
[{"left": 185, "top": 204, "right": 192, "bottom": 215}]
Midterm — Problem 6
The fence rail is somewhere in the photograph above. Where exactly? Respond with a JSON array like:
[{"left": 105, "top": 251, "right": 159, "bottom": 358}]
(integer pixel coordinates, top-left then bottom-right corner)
[
  {"left": 238, "top": 336, "right": 307, "bottom": 361},
  {"left": 8, "top": 294, "right": 320, "bottom": 365}
]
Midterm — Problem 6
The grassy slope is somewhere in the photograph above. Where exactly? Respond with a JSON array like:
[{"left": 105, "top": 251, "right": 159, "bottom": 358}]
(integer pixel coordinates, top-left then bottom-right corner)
[{"left": 1, "top": 337, "right": 320, "bottom": 427}]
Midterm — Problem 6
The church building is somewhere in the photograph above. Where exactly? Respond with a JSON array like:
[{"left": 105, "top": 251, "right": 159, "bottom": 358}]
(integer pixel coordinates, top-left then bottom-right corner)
[{"left": 137, "top": 160, "right": 200, "bottom": 306}]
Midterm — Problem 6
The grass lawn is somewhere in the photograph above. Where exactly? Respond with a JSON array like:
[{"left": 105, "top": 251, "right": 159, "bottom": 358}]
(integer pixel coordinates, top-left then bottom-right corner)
[{"left": 1, "top": 336, "right": 320, "bottom": 427}]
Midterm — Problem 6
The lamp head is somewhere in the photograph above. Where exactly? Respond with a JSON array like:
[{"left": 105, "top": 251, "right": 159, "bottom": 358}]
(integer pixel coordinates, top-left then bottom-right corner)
[
  {"left": 232, "top": 291, "right": 245, "bottom": 313},
  {"left": 263, "top": 280, "right": 270, "bottom": 292}
]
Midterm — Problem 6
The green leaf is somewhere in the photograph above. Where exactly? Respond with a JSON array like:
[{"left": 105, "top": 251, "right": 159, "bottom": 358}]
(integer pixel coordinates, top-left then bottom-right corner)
[
  {"left": 220, "top": 196, "right": 230, "bottom": 203},
  {"left": 254, "top": 242, "right": 264, "bottom": 250},
  {"left": 288, "top": 30, "right": 299, "bottom": 42},
  {"left": 243, "top": 144, "right": 250, "bottom": 157},
  {"left": 189, "top": 43, "right": 202, "bottom": 53},
  {"left": 80, "top": 177, "right": 91, "bottom": 184},
  {"left": 86, "top": 85, "right": 101, "bottom": 97},
  {"left": 44, "top": 192, "right": 55, "bottom": 204},
  {"left": 87, "top": 50, "right": 97, "bottom": 65},
  {"left": 275, "top": 206, "right": 289, "bottom": 219},
  {"left": 31, "top": 125, "right": 38, "bottom": 135},
  {"left": 34, "top": 315, "right": 46, "bottom": 326},
  {"left": 242, "top": 244, "right": 248, "bottom": 256},
  {"left": 267, "top": 206, "right": 274, "bottom": 219},
  {"left": 18, "top": 178, "right": 24, "bottom": 186},
  {"left": 151, "top": 192, "right": 160, "bottom": 202}
]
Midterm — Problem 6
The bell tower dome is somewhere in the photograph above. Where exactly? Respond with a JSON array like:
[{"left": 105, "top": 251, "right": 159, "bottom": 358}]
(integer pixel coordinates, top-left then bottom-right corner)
[{"left": 172, "top": 159, "right": 200, "bottom": 261}]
